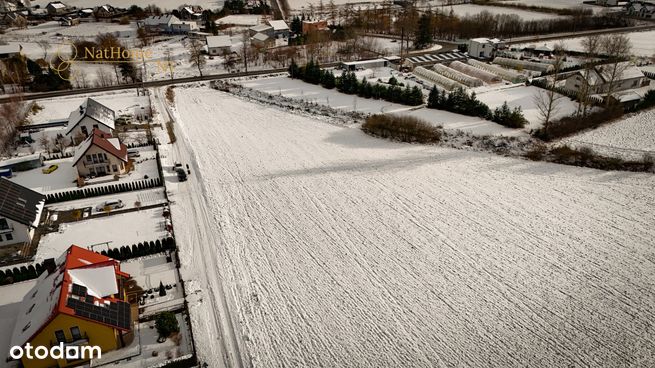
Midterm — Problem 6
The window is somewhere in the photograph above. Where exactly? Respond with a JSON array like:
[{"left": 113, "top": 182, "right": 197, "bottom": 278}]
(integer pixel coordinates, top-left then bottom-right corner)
[
  {"left": 70, "top": 326, "right": 82, "bottom": 340},
  {"left": 5, "top": 233, "right": 12, "bottom": 241},
  {"left": 0, "top": 234, "right": 3, "bottom": 242},
  {"left": 92, "top": 124, "right": 99, "bottom": 129},
  {"left": 86, "top": 154, "right": 92, "bottom": 162},
  {"left": 54, "top": 330, "right": 66, "bottom": 343},
  {"left": 0, "top": 218, "right": 8, "bottom": 230},
  {"left": 112, "top": 164, "right": 118, "bottom": 172},
  {"left": 27, "top": 304, "right": 35, "bottom": 314},
  {"left": 22, "top": 322, "right": 31, "bottom": 332},
  {"left": 81, "top": 126, "right": 88, "bottom": 136}
]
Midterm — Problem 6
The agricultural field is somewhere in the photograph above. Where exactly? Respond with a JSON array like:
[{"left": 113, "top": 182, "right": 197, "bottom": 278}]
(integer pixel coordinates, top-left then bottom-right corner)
[
  {"left": 444, "top": 4, "right": 564, "bottom": 20},
  {"left": 170, "top": 85, "right": 655, "bottom": 368},
  {"left": 564, "top": 109, "right": 655, "bottom": 160},
  {"left": 516, "top": 30, "right": 655, "bottom": 58},
  {"left": 29, "top": 0, "right": 223, "bottom": 11}
]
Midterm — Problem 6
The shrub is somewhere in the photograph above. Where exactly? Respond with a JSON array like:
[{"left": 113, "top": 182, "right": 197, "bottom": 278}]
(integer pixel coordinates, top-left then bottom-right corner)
[
  {"left": 155, "top": 311, "right": 179, "bottom": 338},
  {"left": 491, "top": 102, "right": 527, "bottom": 129},
  {"left": 548, "top": 145, "right": 653, "bottom": 172},
  {"left": 362, "top": 115, "right": 442, "bottom": 144},
  {"left": 533, "top": 105, "right": 624, "bottom": 141}
]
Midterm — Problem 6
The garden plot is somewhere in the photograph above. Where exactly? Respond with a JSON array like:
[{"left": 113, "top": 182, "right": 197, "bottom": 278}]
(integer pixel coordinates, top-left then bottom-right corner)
[
  {"left": 515, "top": 30, "right": 655, "bottom": 58},
  {"left": 171, "top": 86, "right": 655, "bottom": 368},
  {"left": 36, "top": 207, "right": 170, "bottom": 262},
  {"left": 564, "top": 109, "right": 655, "bottom": 160},
  {"left": 240, "top": 75, "right": 415, "bottom": 114}
]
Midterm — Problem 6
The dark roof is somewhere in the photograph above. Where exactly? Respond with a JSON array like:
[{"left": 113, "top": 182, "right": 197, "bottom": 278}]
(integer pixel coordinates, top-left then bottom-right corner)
[
  {"left": 65, "top": 98, "right": 115, "bottom": 135},
  {"left": 71, "top": 129, "right": 128, "bottom": 166},
  {"left": 0, "top": 178, "right": 45, "bottom": 227}
]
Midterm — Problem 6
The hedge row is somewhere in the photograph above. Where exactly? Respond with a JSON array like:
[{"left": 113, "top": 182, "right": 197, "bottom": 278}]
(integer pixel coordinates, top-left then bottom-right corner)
[
  {"left": 0, "top": 238, "right": 175, "bottom": 285},
  {"left": 0, "top": 259, "right": 53, "bottom": 285},
  {"left": 100, "top": 238, "right": 176, "bottom": 261},
  {"left": 44, "top": 152, "right": 74, "bottom": 161},
  {"left": 46, "top": 178, "right": 162, "bottom": 203}
]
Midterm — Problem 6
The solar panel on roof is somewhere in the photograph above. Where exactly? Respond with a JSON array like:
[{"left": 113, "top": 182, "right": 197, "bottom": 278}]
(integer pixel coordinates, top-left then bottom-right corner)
[{"left": 72, "top": 284, "right": 87, "bottom": 297}]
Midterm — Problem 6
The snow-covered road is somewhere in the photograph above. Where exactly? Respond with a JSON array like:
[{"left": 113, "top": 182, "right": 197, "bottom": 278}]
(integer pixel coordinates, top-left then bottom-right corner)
[{"left": 170, "top": 84, "right": 655, "bottom": 367}]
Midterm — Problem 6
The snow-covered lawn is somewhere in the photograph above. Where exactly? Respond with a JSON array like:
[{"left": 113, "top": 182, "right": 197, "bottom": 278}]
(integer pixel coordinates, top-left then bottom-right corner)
[
  {"left": 405, "top": 107, "right": 523, "bottom": 136},
  {"left": 37, "top": 207, "right": 170, "bottom": 262},
  {"left": 30, "top": 0, "right": 222, "bottom": 11},
  {"left": 170, "top": 85, "right": 655, "bottom": 368},
  {"left": 5, "top": 21, "right": 136, "bottom": 40},
  {"left": 9, "top": 157, "right": 78, "bottom": 193},
  {"left": 515, "top": 30, "right": 655, "bottom": 58},
  {"left": 47, "top": 187, "right": 167, "bottom": 212},
  {"left": 0, "top": 280, "right": 38, "bottom": 367},
  {"left": 475, "top": 85, "right": 578, "bottom": 130},
  {"left": 564, "top": 109, "right": 655, "bottom": 160}
]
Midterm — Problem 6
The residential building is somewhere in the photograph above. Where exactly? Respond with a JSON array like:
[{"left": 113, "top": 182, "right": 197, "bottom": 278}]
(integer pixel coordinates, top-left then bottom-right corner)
[
  {"left": 140, "top": 14, "right": 182, "bottom": 34},
  {"left": 8, "top": 245, "right": 134, "bottom": 368},
  {"left": 72, "top": 129, "right": 128, "bottom": 178},
  {"left": 302, "top": 19, "right": 328, "bottom": 33},
  {"left": 170, "top": 20, "right": 198, "bottom": 34},
  {"left": 251, "top": 32, "right": 272, "bottom": 47},
  {"left": 206, "top": 35, "right": 232, "bottom": 55},
  {"left": 58, "top": 16, "right": 79, "bottom": 26},
  {"left": 1, "top": 11, "right": 27, "bottom": 28},
  {"left": 94, "top": 4, "right": 116, "bottom": 18},
  {"left": 626, "top": 1, "right": 655, "bottom": 18},
  {"left": 180, "top": 5, "right": 202, "bottom": 19},
  {"left": 0, "top": 178, "right": 45, "bottom": 247},
  {"left": 0, "top": 153, "right": 44, "bottom": 172},
  {"left": 249, "top": 23, "right": 274, "bottom": 38},
  {"left": 564, "top": 62, "right": 648, "bottom": 94},
  {"left": 0, "top": 43, "right": 21, "bottom": 58},
  {"left": 468, "top": 37, "right": 505, "bottom": 59},
  {"left": 45, "top": 1, "right": 68, "bottom": 15},
  {"left": 65, "top": 98, "right": 116, "bottom": 143},
  {"left": 268, "top": 20, "right": 289, "bottom": 38}
]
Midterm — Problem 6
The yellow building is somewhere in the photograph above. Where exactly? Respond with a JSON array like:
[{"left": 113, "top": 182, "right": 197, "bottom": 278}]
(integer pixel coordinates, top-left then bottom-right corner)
[{"left": 8, "top": 246, "right": 134, "bottom": 368}]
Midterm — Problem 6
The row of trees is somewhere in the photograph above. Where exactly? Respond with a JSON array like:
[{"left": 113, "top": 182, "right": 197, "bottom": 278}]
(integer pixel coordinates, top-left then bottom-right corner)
[
  {"left": 46, "top": 178, "right": 162, "bottom": 204},
  {"left": 100, "top": 238, "right": 176, "bottom": 261},
  {"left": 428, "top": 87, "right": 527, "bottom": 128},
  {"left": 288, "top": 60, "right": 424, "bottom": 106},
  {"left": 0, "top": 261, "right": 50, "bottom": 285}
]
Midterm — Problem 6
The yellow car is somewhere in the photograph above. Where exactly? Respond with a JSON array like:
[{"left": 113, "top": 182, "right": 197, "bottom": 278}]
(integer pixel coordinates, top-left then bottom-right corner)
[{"left": 42, "top": 164, "right": 58, "bottom": 174}]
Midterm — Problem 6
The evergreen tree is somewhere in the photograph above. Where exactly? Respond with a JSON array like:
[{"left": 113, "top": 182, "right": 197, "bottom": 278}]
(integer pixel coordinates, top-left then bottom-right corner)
[
  {"left": 288, "top": 59, "right": 300, "bottom": 78},
  {"left": 428, "top": 86, "right": 440, "bottom": 108},
  {"left": 415, "top": 13, "right": 433, "bottom": 50}
]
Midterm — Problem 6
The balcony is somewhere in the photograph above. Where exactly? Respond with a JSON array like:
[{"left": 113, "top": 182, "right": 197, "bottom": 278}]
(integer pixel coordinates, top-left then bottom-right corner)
[
  {"left": 83, "top": 159, "right": 108, "bottom": 168},
  {"left": 50, "top": 332, "right": 90, "bottom": 348}
]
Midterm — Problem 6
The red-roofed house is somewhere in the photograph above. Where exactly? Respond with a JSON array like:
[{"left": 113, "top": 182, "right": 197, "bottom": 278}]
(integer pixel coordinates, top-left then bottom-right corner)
[
  {"left": 8, "top": 245, "right": 134, "bottom": 368},
  {"left": 72, "top": 129, "right": 128, "bottom": 178}
]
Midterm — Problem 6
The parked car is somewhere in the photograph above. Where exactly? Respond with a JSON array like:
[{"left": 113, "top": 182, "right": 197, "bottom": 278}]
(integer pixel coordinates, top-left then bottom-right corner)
[
  {"left": 96, "top": 199, "right": 124, "bottom": 211},
  {"left": 176, "top": 168, "right": 187, "bottom": 182},
  {"left": 42, "top": 164, "right": 58, "bottom": 174}
]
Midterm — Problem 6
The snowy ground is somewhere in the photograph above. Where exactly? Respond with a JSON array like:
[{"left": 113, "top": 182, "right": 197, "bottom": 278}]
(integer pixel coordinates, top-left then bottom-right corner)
[
  {"left": 168, "top": 84, "right": 655, "bottom": 368},
  {"left": 29, "top": 90, "right": 150, "bottom": 125},
  {"left": 563, "top": 109, "right": 655, "bottom": 160},
  {"left": 515, "top": 30, "right": 655, "bottom": 58},
  {"left": 445, "top": 4, "right": 564, "bottom": 20},
  {"left": 36, "top": 207, "right": 170, "bottom": 262},
  {"left": 502, "top": 0, "right": 621, "bottom": 13},
  {"left": 30, "top": 0, "right": 224, "bottom": 11},
  {"left": 47, "top": 187, "right": 166, "bottom": 212}
]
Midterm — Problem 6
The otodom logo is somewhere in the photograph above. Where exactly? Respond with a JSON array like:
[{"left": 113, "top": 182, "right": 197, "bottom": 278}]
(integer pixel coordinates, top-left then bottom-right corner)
[
  {"left": 10, "top": 343, "right": 101, "bottom": 361},
  {"left": 50, "top": 42, "right": 174, "bottom": 81}
]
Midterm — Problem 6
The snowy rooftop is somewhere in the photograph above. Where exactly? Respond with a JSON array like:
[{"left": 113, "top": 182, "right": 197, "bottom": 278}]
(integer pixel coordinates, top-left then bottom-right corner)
[
  {"left": 65, "top": 98, "right": 116, "bottom": 135},
  {"left": 268, "top": 20, "right": 289, "bottom": 31},
  {"left": 0, "top": 44, "right": 21, "bottom": 55},
  {"left": 206, "top": 35, "right": 232, "bottom": 48}
]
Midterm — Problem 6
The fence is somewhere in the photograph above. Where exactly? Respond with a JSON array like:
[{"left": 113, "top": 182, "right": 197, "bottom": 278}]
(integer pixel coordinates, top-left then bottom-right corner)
[{"left": 45, "top": 177, "right": 163, "bottom": 203}]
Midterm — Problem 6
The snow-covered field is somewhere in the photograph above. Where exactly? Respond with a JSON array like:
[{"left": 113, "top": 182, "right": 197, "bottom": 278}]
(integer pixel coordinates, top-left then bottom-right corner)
[
  {"left": 170, "top": 85, "right": 655, "bottom": 368},
  {"left": 446, "top": 4, "right": 564, "bottom": 20},
  {"left": 36, "top": 207, "right": 169, "bottom": 262},
  {"left": 564, "top": 109, "right": 655, "bottom": 160},
  {"left": 503, "top": 0, "right": 618, "bottom": 13},
  {"left": 516, "top": 30, "right": 655, "bottom": 58}
]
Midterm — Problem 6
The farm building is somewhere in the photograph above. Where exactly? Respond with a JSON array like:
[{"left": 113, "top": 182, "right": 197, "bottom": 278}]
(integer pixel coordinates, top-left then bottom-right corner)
[
  {"left": 249, "top": 23, "right": 274, "bottom": 38},
  {"left": 268, "top": 20, "right": 289, "bottom": 38},
  {"left": 564, "top": 62, "right": 648, "bottom": 94},
  {"left": 404, "top": 52, "right": 467, "bottom": 69},
  {"left": 45, "top": 1, "right": 68, "bottom": 15},
  {"left": 467, "top": 59, "right": 526, "bottom": 83},
  {"left": 626, "top": 1, "right": 655, "bottom": 18},
  {"left": 493, "top": 57, "right": 554, "bottom": 73},
  {"left": 432, "top": 64, "right": 484, "bottom": 87},
  {"left": 340, "top": 58, "right": 390, "bottom": 71},
  {"left": 448, "top": 61, "right": 501, "bottom": 83},
  {"left": 414, "top": 66, "right": 466, "bottom": 91},
  {"left": 468, "top": 38, "right": 505, "bottom": 59}
]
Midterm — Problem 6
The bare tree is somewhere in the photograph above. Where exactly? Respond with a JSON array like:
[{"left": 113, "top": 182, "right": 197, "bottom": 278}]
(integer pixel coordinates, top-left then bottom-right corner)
[
  {"left": 51, "top": 135, "right": 70, "bottom": 153},
  {"left": 534, "top": 43, "right": 565, "bottom": 134},
  {"left": 164, "top": 48, "right": 175, "bottom": 80},
  {"left": 240, "top": 31, "right": 250, "bottom": 73},
  {"left": 38, "top": 135, "right": 52, "bottom": 154},
  {"left": 0, "top": 98, "right": 24, "bottom": 155},
  {"left": 95, "top": 67, "right": 112, "bottom": 87},
  {"left": 600, "top": 33, "right": 632, "bottom": 107},
  {"left": 36, "top": 40, "right": 51, "bottom": 60},
  {"left": 577, "top": 35, "right": 601, "bottom": 117},
  {"left": 187, "top": 38, "right": 206, "bottom": 76}
]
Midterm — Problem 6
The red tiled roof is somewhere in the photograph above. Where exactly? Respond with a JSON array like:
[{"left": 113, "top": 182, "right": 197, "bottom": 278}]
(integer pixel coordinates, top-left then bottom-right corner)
[{"left": 72, "top": 129, "right": 128, "bottom": 166}]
